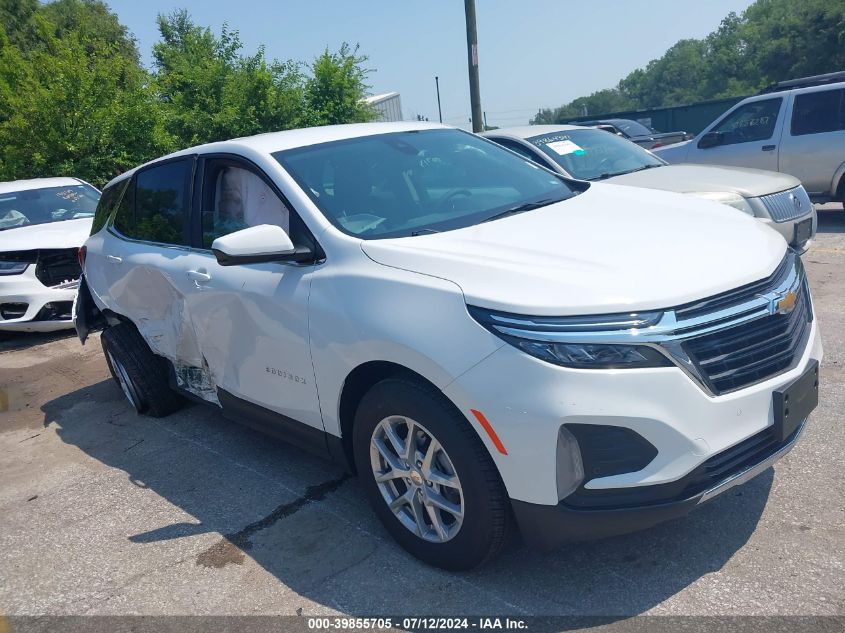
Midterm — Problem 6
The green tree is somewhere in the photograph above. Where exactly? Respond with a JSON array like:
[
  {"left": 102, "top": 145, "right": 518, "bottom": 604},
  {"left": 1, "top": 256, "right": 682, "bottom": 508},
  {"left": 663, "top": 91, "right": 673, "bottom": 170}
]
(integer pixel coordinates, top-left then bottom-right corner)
[
  {"left": 152, "top": 10, "right": 309, "bottom": 146},
  {"left": 41, "top": 0, "right": 140, "bottom": 64},
  {"left": 305, "top": 43, "right": 376, "bottom": 125},
  {"left": 0, "top": 1, "right": 170, "bottom": 186},
  {"left": 0, "top": 3, "right": 377, "bottom": 186}
]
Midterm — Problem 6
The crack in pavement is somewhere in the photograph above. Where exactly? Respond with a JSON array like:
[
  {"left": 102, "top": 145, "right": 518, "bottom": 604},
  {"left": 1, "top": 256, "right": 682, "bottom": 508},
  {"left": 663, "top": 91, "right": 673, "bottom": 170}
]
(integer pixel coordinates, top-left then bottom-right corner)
[{"left": 196, "top": 474, "right": 351, "bottom": 568}]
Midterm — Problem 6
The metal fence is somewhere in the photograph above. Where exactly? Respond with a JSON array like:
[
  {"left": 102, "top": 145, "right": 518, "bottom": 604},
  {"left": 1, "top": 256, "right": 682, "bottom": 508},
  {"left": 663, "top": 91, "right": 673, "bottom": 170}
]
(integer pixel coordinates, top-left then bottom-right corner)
[{"left": 566, "top": 95, "right": 748, "bottom": 135}]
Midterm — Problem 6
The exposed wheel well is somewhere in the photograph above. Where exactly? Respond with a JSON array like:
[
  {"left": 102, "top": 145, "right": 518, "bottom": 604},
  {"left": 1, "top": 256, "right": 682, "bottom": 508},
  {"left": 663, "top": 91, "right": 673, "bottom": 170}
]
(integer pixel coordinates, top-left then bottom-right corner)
[{"left": 337, "top": 361, "right": 442, "bottom": 473}]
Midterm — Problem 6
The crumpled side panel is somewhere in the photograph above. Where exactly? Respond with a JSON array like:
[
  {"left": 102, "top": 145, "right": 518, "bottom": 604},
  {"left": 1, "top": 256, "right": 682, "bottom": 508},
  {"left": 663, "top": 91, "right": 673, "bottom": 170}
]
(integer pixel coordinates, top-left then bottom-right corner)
[
  {"left": 172, "top": 358, "right": 219, "bottom": 404},
  {"left": 114, "top": 265, "right": 221, "bottom": 406}
]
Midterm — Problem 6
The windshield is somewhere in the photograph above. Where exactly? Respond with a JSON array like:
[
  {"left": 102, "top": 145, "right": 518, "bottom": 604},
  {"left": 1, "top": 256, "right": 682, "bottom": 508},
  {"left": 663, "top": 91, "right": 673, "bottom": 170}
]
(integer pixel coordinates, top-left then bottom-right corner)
[
  {"left": 0, "top": 183, "right": 100, "bottom": 231},
  {"left": 273, "top": 129, "right": 577, "bottom": 239},
  {"left": 528, "top": 129, "right": 665, "bottom": 181}
]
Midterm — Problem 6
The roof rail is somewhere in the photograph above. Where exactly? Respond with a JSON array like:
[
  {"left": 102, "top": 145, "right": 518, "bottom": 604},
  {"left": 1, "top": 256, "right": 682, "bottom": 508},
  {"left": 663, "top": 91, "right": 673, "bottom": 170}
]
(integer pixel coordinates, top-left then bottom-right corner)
[{"left": 760, "top": 70, "right": 845, "bottom": 93}]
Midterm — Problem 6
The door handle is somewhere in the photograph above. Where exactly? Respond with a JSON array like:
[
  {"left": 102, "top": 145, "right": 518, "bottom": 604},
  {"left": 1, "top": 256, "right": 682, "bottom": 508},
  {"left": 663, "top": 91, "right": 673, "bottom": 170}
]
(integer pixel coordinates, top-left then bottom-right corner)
[
  {"left": 186, "top": 270, "right": 211, "bottom": 283},
  {"left": 762, "top": 145, "right": 776, "bottom": 151},
  {"left": 106, "top": 255, "right": 122, "bottom": 264}
]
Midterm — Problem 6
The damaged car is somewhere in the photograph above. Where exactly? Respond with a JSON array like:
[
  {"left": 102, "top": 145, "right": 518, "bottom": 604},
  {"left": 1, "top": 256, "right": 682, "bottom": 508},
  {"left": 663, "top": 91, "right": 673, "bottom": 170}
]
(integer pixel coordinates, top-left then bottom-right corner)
[
  {"left": 76, "top": 123, "right": 822, "bottom": 570},
  {"left": 0, "top": 177, "right": 100, "bottom": 332}
]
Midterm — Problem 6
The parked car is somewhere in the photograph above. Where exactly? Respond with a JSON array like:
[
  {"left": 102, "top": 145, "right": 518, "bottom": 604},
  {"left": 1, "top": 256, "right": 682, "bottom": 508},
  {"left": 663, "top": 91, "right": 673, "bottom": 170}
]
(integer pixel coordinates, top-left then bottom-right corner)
[
  {"left": 483, "top": 125, "right": 817, "bottom": 251},
  {"left": 572, "top": 118, "right": 691, "bottom": 149},
  {"left": 76, "top": 122, "right": 821, "bottom": 570},
  {"left": 0, "top": 177, "right": 99, "bottom": 332},
  {"left": 654, "top": 71, "right": 845, "bottom": 206}
]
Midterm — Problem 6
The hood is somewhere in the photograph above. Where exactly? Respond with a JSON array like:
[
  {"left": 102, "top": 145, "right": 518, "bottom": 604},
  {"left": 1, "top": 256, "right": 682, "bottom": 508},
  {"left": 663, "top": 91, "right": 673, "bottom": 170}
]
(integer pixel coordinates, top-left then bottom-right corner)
[
  {"left": 605, "top": 164, "right": 800, "bottom": 198},
  {"left": 0, "top": 217, "right": 93, "bottom": 252},
  {"left": 361, "top": 184, "right": 786, "bottom": 316}
]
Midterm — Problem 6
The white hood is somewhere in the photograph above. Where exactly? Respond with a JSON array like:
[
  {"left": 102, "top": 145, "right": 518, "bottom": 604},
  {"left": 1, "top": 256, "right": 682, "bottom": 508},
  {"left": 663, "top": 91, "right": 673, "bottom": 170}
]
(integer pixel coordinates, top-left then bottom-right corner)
[
  {"left": 361, "top": 184, "right": 787, "bottom": 316},
  {"left": 0, "top": 217, "right": 93, "bottom": 252}
]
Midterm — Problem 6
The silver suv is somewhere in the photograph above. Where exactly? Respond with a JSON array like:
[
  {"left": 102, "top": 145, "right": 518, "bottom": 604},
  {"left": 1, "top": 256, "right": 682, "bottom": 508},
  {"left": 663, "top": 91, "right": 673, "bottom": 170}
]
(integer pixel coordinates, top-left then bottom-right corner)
[{"left": 656, "top": 72, "right": 845, "bottom": 207}]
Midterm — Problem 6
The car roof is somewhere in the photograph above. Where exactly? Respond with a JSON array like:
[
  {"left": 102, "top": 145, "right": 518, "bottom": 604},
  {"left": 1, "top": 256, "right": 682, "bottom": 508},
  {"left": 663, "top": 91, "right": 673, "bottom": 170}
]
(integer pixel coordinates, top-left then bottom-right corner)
[
  {"left": 0, "top": 177, "right": 83, "bottom": 195},
  {"left": 104, "top": 121, "right": 449, "bottom": 190},
  {"left": 482, "top": 124, "right": 586, "bottom": 140}
]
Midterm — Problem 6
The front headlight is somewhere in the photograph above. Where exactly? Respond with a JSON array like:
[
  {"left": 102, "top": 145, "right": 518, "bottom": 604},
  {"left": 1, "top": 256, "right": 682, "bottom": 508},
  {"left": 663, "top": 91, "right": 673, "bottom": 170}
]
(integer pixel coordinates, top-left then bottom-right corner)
[
  {"left": 0, "top": 261, "right": 29, "bottom": 275},
  {"left": 468, "top": 306, "right": 673, "bottom": 369},
  {"left": 688, "top": 191, "right": 755, "bottom": 216}
]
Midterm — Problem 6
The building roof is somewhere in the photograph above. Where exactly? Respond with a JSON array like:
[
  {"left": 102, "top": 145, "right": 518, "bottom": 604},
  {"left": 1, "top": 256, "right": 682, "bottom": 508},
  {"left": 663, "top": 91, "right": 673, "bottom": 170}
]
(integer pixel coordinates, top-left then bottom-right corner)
[{"left": 364, "top": 92, "right": 401, "bottom": 105}]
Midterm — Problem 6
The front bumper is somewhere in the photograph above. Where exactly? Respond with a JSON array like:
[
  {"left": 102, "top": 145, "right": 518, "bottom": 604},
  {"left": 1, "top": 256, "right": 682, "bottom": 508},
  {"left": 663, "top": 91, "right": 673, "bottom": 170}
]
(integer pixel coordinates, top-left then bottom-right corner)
[
  {"left": 511, "top": 419, "right": 806, "bottom": 549},
  {"left": 752, "top": 200, "right": 817, "bottom": 252},
  {"left": 0, "top": 265, "right": 77, "bottom": 332},
  {"left": 443, "top": 319, "right": 822, "bottom": 506}
]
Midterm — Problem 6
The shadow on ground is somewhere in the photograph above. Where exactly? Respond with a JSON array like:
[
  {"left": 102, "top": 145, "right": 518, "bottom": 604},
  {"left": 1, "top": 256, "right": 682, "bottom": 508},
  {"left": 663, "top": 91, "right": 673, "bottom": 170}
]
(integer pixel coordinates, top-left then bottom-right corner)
[
  {"left": 42, "top": 376, "right": 773, "bottom": 618},
  {"left": 0, "top": 329, "right": 75, "bottom": 352},
  {"left": 815, "top": 203, "right": 845, "bottom": 234}
]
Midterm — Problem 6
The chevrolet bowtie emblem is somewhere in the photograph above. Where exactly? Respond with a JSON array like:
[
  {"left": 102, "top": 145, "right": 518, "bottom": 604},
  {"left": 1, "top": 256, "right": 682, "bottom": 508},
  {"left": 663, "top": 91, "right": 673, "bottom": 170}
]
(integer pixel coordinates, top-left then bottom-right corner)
[{"left": 773, "top": 290, "right": 798, "bottom": 315}]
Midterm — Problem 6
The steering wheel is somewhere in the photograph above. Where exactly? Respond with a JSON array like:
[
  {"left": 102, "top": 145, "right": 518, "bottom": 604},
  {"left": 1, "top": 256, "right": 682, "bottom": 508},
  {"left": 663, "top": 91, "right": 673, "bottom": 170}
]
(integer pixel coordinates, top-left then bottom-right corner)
[{"left": 438, "top": 188, "right": 472, "bottom": 209}]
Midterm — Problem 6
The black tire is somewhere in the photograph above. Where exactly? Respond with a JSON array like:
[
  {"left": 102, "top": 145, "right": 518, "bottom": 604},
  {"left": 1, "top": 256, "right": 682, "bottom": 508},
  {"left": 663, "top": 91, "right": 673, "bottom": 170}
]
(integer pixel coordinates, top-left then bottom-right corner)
[
  {"left": 100, "top": 322, "right": 184, "bottom": 417},
  {"left": 352, "top": 375, "right": 512, "bottom": 570}
]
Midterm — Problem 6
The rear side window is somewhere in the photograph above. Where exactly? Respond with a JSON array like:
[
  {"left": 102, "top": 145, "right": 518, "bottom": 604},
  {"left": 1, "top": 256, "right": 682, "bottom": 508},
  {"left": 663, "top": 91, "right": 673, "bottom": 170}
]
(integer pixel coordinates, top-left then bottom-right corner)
[
  {"left": 112, "top": 178, "right": 135, "bottom": 236},
  {"left": 112, "top": 159, "right": 192, "bottom": 245},
  {"left": 91, "top": 179, "right": 128, "bottom": 235},
  {"left": 791, "top": 88, "right": 845, "bottom": 136}
]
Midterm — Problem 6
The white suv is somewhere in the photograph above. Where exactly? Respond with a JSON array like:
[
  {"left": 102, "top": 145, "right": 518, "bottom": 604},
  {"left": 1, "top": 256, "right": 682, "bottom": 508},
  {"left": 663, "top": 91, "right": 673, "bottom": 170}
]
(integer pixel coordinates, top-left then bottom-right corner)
[{"left": 76, "top": 122, "right": 822, "bottom": 570}]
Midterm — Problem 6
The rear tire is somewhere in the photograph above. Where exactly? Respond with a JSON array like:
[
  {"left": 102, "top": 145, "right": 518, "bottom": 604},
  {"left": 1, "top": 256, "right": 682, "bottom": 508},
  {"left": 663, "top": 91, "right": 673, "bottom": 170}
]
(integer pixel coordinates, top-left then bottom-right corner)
[
  {"left": 101, "top": 322, "right": 184, "bottom": 417},
  {"left": 352, "top": 375, "right": 512, "bottom": 570}
]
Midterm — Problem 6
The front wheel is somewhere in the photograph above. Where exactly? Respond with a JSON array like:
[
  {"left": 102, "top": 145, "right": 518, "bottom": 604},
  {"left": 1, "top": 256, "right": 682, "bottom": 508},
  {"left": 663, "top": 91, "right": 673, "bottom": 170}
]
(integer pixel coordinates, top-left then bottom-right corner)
[{"left": 353, "top": 375, "right": 512, "bottom": 570}]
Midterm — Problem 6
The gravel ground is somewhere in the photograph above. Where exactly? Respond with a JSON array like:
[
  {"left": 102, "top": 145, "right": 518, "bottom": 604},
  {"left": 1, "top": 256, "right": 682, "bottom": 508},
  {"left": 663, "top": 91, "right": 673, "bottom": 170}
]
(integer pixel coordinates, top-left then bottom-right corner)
[{"left": 0, "top": 205, "right": 843, "bottom": 621}]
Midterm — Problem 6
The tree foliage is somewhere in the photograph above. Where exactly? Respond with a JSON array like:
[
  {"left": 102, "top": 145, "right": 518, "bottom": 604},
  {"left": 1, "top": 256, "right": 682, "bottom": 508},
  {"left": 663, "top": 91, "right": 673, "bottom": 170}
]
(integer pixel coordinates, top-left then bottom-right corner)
[
  {"left": 534, "top": 0, "right": 845, "bottom": 124},
  {"left": 0, "top": 3, "right": 375, "bottom": 187},
  {"left": 305, "top": 43, "right": 376, "bottom": 126}
]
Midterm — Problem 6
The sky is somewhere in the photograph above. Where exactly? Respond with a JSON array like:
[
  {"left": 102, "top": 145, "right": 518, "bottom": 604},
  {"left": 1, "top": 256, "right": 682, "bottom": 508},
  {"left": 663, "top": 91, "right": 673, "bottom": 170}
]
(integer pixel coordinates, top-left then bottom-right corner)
[{"left": 107, "top": 0, "right": 758, "bottom": 130}]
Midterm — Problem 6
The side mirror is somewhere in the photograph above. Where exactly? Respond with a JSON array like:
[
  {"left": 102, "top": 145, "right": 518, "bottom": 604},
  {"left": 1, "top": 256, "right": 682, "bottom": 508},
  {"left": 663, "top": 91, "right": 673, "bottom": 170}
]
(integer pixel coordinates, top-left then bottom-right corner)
[
  {"left": 698, "top": 132, "right": 724, "bottom": 149},
  {"left": 211, "top": 224, "right": 313, "bottom": 266}
]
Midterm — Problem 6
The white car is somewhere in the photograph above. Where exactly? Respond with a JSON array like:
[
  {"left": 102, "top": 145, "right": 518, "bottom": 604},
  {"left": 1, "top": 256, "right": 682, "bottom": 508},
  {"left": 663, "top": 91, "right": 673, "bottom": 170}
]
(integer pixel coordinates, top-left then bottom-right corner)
[
  {"left": 76, "top": 123, "right": 822, "bottom": 569},
  {"left": 0, "top": 177, "right": 99, "bottom": 332},
  {"left": 483, "top": 125, "right": 817, "bottom": 251}
]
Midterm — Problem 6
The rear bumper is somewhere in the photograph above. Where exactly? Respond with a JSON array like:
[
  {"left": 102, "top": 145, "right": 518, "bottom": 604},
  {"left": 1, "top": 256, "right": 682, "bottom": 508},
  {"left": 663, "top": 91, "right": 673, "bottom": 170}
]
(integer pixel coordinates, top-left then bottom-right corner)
[{"left": 513, "top": 419, "right": 806, "bottom": 550}]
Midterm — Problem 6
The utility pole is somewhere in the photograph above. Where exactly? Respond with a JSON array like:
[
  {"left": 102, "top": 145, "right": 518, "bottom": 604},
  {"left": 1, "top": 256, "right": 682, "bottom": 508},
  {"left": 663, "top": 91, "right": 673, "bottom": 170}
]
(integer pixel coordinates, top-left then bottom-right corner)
[
  {"left": 483, "top": 111, "right": 488, "bottom": 130},
  {"left": 464, "top": 0, "right": 483, "bottom": 132},
  {"left": 435, "top": 76, "right": 443, "bottom": 123}
]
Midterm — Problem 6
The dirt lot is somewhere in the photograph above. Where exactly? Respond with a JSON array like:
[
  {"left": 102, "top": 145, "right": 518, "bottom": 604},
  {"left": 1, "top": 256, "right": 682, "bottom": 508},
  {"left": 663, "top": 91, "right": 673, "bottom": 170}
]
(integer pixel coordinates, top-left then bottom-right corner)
[{"left": 1, "top": 206, "right": 843, "bottom": 619}]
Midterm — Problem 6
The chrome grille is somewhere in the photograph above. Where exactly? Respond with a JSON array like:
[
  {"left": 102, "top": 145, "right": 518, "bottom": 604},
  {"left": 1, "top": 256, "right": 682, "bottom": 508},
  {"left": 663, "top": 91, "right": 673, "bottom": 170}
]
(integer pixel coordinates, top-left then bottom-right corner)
[
  {"left": 760, "top": 186, "right": 812, "bottom": 222},
  {"left": 683, "top": 280, "right": 811, "bottom": 394}
]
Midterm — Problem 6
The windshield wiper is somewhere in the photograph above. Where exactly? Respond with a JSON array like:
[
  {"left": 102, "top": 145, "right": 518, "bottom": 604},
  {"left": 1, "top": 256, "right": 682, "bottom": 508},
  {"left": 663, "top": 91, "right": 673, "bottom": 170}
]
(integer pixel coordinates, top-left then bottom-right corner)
[
  {"left": 592, "top": 164, "right": 662, "bottom": 181},
  {"left": 410, "top": 228, "right": 440, "bottom": 236},
  {"left": 481, "top": 198, "right": 562, "bottom": 224}
]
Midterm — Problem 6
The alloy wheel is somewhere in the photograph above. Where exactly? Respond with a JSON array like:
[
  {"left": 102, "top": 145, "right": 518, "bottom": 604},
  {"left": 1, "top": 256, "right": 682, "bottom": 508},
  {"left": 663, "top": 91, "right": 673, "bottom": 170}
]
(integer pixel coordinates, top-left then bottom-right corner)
[
  {"left": 107, "top": 350, "right": 142, "bottom": 411},
  {"left": 369, "top": 415, "right": 464, "bottom": 543}
]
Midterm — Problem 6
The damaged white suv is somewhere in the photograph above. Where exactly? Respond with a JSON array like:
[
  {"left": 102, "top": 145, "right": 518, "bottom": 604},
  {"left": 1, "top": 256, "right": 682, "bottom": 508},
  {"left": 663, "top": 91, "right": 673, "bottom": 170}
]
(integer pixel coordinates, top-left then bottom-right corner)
[{"left": 76, "top": 123, "right": 822, "bottom": 570}]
